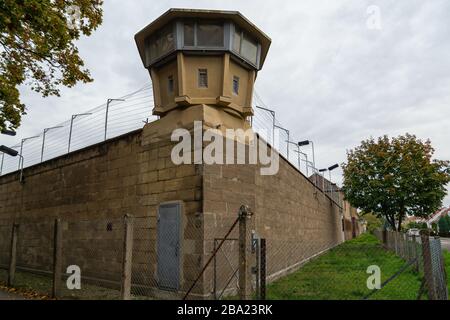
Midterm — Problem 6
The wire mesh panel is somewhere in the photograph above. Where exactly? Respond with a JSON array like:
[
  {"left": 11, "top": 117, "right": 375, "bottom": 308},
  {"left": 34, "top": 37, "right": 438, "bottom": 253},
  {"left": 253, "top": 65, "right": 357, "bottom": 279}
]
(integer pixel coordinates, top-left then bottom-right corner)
[
  {"left": 130, "top": 216, "right": 157, "bottom": 300},
  {"left": 429, "top": 237, "right": 448, "bottom": 300},
  {"left": 212, "top": 238, "right": 239, "bottom": 299},
  {"left": 0, "top": 221, "right": 11, "bottom": 283},
  {"left": 60, "top": 218, "right": 124, "bottom": 300},
  {"left": 13, "top": 220, "right": 54, "bottom": 297}
]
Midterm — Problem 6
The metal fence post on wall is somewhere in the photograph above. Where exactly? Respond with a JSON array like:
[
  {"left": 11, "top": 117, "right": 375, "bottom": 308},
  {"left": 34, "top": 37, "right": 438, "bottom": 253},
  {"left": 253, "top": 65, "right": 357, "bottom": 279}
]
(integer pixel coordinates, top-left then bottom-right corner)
[
  {"left": 238, "top": 205, "right": 253, "bottom": 300},
  {"left": 121, "top": 214, "right": 134, "bottom": 300},
  {"left": 7, "top": 223, "right": 19, "bottom": 286},
  {"left": 52, "top": 218, "right": 63, "bottom": 298}
]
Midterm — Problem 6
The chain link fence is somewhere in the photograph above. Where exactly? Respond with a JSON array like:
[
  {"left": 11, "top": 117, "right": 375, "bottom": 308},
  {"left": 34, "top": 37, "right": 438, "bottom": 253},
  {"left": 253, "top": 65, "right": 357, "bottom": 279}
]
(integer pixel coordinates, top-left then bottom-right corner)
[
  {"left": 374, "top": 229, "right": 448, "bottom": 300},
  {"left": 0, "top": 209, "right": 256, "bottom": 300},
  {"left": 1, "top": 213, "right": 447, "bottom": 300}
]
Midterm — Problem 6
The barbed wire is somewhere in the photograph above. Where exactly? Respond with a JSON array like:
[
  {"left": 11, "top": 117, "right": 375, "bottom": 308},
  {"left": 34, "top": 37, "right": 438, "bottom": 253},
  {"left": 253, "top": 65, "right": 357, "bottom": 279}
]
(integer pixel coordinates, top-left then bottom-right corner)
[{"left": 0, "top": 85, "right": 316, "bottom": 182}]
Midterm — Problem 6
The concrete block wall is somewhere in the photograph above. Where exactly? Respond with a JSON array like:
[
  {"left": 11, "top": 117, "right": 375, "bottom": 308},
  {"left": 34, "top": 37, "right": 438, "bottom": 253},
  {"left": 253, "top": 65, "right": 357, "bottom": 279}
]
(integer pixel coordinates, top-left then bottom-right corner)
[
  {"left": 0, "top": 120, "right": 345, "bottom": 298},
  {"left": 202, "top": 135, "right": 344, "bottom": 292},
  {"left": 0, "top": 126, "right": 203, "bottom": 294}
]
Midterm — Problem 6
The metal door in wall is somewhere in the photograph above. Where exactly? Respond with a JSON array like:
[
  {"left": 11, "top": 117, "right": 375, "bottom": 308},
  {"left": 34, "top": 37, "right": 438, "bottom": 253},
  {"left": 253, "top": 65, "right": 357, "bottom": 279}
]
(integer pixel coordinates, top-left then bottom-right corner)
[{"left": 157, "top": 202, "right": 181, "bottom": 291}]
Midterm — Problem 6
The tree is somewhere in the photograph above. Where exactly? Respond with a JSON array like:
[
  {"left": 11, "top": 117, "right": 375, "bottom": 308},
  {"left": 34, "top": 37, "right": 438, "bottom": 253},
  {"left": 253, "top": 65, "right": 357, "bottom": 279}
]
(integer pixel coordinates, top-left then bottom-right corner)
[
  {"left": 362, "top": 212, "right": 383, "bottom": 234},
  {"left": 342, "top": 134, "right": 450, "bottom": 231},
  {"left": 438, "top": 215, "right": 450, "bottom": 234},
  {"left": 0, "top": 0, "right": 103, "bottom": 131}
]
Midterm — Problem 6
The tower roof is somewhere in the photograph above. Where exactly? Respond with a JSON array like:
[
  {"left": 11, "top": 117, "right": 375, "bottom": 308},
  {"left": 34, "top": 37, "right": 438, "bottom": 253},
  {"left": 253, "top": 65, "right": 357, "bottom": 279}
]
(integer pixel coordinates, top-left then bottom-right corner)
[{"left": 135, "top": 8, "right": 272, "bottom": 69}]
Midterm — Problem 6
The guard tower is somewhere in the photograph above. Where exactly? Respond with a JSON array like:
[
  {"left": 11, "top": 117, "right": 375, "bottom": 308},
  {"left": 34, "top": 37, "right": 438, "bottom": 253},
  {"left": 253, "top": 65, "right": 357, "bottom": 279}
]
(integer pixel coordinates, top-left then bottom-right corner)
[{"left": 135, "top": 9, "right": 271, "bottom": 130}]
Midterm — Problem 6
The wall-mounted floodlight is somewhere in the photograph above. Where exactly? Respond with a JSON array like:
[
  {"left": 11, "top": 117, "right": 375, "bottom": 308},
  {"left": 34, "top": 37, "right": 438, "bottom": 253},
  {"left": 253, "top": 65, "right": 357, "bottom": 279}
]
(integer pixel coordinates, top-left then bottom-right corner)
[
  {"left": 68, "top": 113, "right": 93, "bottom": 153},
  {"left": 41, "top": 126, "right": 63, "bottom": 162},
  {"left": 328, "top": 164, "right": 339, "bottom": 171},
  {"left": 1, "top": 129, "right": 16, "bottom": 136},
  {"left": 0, "top": 145, "right": 24, "bottom": 182},
  {"left": 105, "top": 98, "right": 126, "bottom": 141}
]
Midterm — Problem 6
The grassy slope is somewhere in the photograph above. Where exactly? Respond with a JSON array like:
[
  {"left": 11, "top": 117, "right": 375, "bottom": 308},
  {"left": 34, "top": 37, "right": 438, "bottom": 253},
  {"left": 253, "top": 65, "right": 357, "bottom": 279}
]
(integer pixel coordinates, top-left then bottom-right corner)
[
  {"left": 267, "top": 233, "right": 423, "bottom": 300},
  {"left": 444, "top": 250, "right": 450, "bottom": 289}
]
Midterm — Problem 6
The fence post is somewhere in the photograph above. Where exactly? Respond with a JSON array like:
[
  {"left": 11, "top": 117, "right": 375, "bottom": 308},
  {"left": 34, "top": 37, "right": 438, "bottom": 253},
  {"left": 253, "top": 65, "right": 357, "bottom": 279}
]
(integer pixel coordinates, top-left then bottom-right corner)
[
  {"left": 7, "top": 223, "right": 19, "bottom": 286},
  {"left": 238, "top": 205, "right": 252, "bottom": 300},
  {"left": 254, "top": 237, "right": 260, "bottom": 300},
  {"left": 260, "top": 238, "right": 266, "bottom": 300},
  {"left": 421, "top": 233, "right": 436, "bottom": 300},
  {"left": 52, "top": 218, "right": 63, "bottom": 298},
  {"left": 382, "top": 229, "right": 387, "bottom": 248},
  {"left": 213, "top": 240, "right": 217, "bottom": 299},
  {"left": 412, "top": 235, "right": 419, "bottom": 271},
  {"left": 121, "top": 215, "right": 134, "bottom": 300}
]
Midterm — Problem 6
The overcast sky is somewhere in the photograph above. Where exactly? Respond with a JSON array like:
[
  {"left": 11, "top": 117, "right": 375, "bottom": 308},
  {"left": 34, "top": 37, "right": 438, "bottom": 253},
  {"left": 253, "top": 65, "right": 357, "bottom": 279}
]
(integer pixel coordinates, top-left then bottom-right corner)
[{"left": 1, "top": 0, "right": 449, "bottom": 206}]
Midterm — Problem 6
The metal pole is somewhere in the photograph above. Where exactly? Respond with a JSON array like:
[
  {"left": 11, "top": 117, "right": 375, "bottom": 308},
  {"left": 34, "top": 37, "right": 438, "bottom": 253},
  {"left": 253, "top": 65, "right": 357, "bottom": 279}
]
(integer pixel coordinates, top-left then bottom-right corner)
[
  {"left": 68, "top": 115, "right": 75, "bottom": 153},
  {"left": 41, "top": 126, "right": 63, "bottom": 162},
  {"left": 329, "top": 170, "right": 334, "bottom": 202},
  {"left": 272, "top": 115, "right": 275, "bottom": 146},
  {"left": 286, "top": 131, "right": 289, "bottom": 159},
  {"left": 41, "top": 129, "right": 47, "bottom": 163},
  {"left": 311, "top": 141, "right": 316, "bottom": 186},
  {"left": 275, "top": 125, "right": 289, "bottom": 159},
  {"left": 19, "top": 155, "right": 24, "bottom": 183},
  {"left": 1, "top": 152, "right": 4, "bottom": 175},
  {"left": 18, "top": 135, "right": 39, "bottom": 169},
  {"left": 322, "top": 170, "right": 326, "bottom": 191},
  {"left": 105, "top": 99, "right": 111, "bottom": 141},
  {"left": 255, "top": 106, "right": 276, "bottom": 146},
  {"left": 105, "top": 99, "right": 125, "bottom": 141},
  {"left": 19, "top": 140, "right": 24, "bottom": 170},
  {"left": 68, "top": 113, "right": 92, "bottom": 153}
]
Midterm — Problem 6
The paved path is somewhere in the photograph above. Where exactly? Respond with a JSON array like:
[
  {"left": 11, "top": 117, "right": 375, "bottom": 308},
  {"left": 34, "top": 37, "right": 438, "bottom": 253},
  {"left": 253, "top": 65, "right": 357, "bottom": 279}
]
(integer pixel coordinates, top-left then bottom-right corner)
[
  {"left": 441, "top": 237, "right": 450, "bottom": 251},
  {"left": 0, "top": 290, "right": 25, "bottom": 300}
]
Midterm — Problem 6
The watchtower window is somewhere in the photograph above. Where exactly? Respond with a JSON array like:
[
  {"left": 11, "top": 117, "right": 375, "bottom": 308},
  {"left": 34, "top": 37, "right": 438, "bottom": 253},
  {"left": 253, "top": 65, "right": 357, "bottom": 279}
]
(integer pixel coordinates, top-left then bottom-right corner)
[
  {"left": 168, "top": 75, "right": 174, "bottom": 93},
  {"left": 197, "top": 22, "right": 224, "bottom": 47},
  {"left": 233, "top": 76, "right": 240, "bottom": 95},
  {"left": 198, "top": 69, "right": 208, "bottom": 88}
]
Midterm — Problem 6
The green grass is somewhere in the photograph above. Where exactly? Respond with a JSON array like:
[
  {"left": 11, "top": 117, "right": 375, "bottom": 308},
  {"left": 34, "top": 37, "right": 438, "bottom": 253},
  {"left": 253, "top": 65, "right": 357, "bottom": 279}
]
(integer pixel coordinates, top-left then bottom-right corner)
[
  {"left": 267, "top": 234, "right": 423, "bottom": 300},
  {"left": 444, "top": 250, "right": 450, "bottom": 289}
]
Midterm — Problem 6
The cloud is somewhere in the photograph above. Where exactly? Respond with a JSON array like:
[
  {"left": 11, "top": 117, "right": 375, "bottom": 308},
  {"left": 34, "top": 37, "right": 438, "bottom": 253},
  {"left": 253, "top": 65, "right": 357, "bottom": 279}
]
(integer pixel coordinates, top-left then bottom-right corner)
[{"left": 1, "top": 0, "right": 449, "bottom": 205}]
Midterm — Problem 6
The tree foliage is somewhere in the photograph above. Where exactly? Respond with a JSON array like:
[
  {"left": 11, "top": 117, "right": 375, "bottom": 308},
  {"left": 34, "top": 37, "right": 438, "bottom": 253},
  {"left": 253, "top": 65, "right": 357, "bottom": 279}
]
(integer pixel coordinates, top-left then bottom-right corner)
[
  {"left": 0, "top": 0, "right": 103, "bottom": 130},
  {"left": 362, "top": 212, "right": 383, "bottom": 234},
  {"left": 438, "top": 215, "right": 450, "bottom": 235},
  {"left": 342, "top": 134, "right": 450, "bottom": 231}
]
